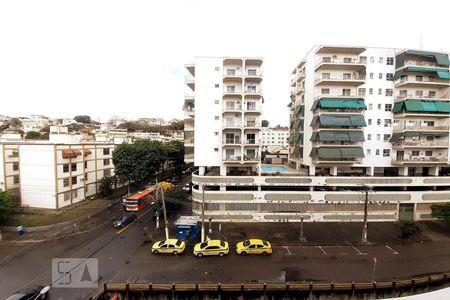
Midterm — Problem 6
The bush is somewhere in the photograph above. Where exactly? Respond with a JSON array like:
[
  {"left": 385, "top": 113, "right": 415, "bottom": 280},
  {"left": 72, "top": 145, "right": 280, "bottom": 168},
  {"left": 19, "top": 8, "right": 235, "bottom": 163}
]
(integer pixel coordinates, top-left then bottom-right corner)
[{"left": 400, "top": 221, "right": 422, "bottom": 239}]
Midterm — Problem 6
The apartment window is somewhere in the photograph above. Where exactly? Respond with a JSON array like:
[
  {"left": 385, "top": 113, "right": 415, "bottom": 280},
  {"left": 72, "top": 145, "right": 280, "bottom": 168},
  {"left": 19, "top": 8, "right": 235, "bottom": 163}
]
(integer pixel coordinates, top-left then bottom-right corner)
[
  {"left": 387, "top": 57, "right": 394, "bottom": 65},
  {"left": 412, "top": 151, "right": 420, "bottom": 156},
  {"left": 342, "top": 88, "right": 351, "bottom": 96},
  {"left": 385, "top": 89, "right": 393, "bottom": 96},
  {"left": 429, "top": 91, "right": 436, "bottom": 98},
  {"left": 84, "top": 161, "right": 88, "bottom": 169},
  {"left": 399, "top": 90, "right": 407, "bottom": 97},
  {"left": 214, "top": 132, "right": 219, "bottom": 136},
  {"left": 321, "top": 88, "right": 330, "bottom": 94},
  {"left": 247, "top": 102, "right": 256, "bottom": 111},
  {"left": 63, "top": 164, "right": 69, "bottom": 173},
  {"left": 359, "top": 56, "right": 367, "bottom": 63},
  {"left": 215, "top": 67, "right": 220, "bottom": 71},
  {"left": 103, "top": 148, "right": 110, "bottom": 155},
  {"left": 426, "top": 136, "right": 434, "bottom": 141},
  {"left": 379, "top": 73, "right": 383, "bottom": 79},
  {"left": 248, "top": 69, "right": 257, "bottom": 76},
  {"left": 383, "top": 149, "right": 390, "bottom": 157},
  {"left": 104, "top": 169, "right": 111, "bottom": 177},
  {"left": 226, "top": 85, "right": 235, "bottom": 93},
  {"left": 358, "top": 88, "right": 366, "bottom": 96},
  {"left": 343, "top": 73, "right": 351, "bottom": 80},
  {"left": 71, "top": 163, "right": 77, "bottom": 172},
  {"left": 214, "top": 100, "right": 219, "bottom": 104},
  {"left": 71, "top": 176, "right": 77, "bottom": 185},
  {"left": 378, "top": 88, "right": 382, "bottom": 95},
  {"left": 215, "top": 84, "right": 220, "bottom": 88},
  {"left": 11, "top": 150, "right": 19, "bottom": 158},
  {"left": 384, "top": 134, "right": 390, "bottom": 141},
  {"left": 63, "top": 178, "right": 69, "bottom": 187},
  {"left": 379, "top": 57, "right": 384, "bottom": 63},
  {"left": 103, "top": 159, "right": 110, "bottom": 166},
  {"left": 369, "top": 73, "right": 374, "bottom": 79},
  {"left": 214, "top": 116, "right": 219, "bottom": 120},
  {"left": 386, "top": 73, "right": 394, "bottom": 81},
  {"left": 367, "top": 134, "right": 372, "bottom": 140},
  {"left": 64, "top": 192, "right": 70, "bottom": 201},
  {"left": 214, "top": 148, "right": 219, "bottom": 152},
  {"left": 377, "top": 119, "right": 381, "bottom": 126},
  {"left": 377, "top": 104, "right": 382, "bottom": 110},
  {"left": 376, "top": 149, "right": 380, "bottom": 155},
  {"left": 376, "top": 134, "right": 381, "bottom": 140},
  {"left": 415, "top": 90, "right": 423, "bottom": 97},
  {"left": 425, "top": 151, "right": 433, "bottom": 157},
  {"left": 384, "top": 119, "right": 392, "bottom": 127},
  {"left": 416, "top": 75, "right": 423, "bottom": 82},
  {"left": 227, "top": 69, "right": 236, "bottom": 75},
  {"left": 368, "top": 119, "right": 372, "bottom": 125},
  {"left": 84, "top": 173, "right": 88, "bottom": 181},
  {"left": 368, "top": 103, "right": 373, "bottom": 110},
  {"left": 12, "top": 162, "right": 19, "bottom": 171},
  {"left": 72, "top": 190, "right": 78, "bottom": 199},
  {"left": 370, "top": 57, "right": 374, "bottom": 63},
  {"left": 385, "top": 104, "right": 392, "bottom": 111},
  {"left": 367, "top": 149, "right": 371, "bottom": 156},
  {"left": 13, "top": 175, "right": 19, "bottom": 184},
  {"left": 369, "top": 88, "right": 373, "bottom": 95}
]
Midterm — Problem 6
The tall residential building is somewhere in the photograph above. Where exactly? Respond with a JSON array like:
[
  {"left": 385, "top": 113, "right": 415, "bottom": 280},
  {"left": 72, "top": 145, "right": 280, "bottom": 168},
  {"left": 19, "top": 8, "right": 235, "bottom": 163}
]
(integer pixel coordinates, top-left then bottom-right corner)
[
  {"left": 0, "top": 142, "right": 119, "bottom": 209},
  {"left": 183, "top": 57, "right": 264, "bottom": 176},
  {"left": 261, "top": 126, "right": 289, "bottom": 152},
  {"left": 187, "top": 47, "right": 450, "bottom": 223}
]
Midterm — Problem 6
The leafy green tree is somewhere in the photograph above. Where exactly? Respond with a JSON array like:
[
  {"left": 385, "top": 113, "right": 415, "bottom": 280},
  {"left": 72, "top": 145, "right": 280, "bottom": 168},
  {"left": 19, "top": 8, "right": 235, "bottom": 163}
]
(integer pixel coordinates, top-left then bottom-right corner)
[
  {"left": 40, "top": 126, "right": 50, "bottom": 133},
  {"left": 0, "top": 192, "right": 14, "bottom": 222},
  {"left": 113, "top": 140, "right": 168, "bottom": 190},
  {"left": 165, "top": 186, "right": 189, "bottom": 202},
  {"left": 163, "top": 141, "right": 185, "bottom": 176},
  {"left": 431, "top": 203, "right": 450, "bottom": 223},
  {"left": 67, "top": 123, "right": 82, "bottom": 132},
  {"left": 74, "top": 115, "right": 91, "bottom": 123},
  {"left": 98, "top": 176, "right": 115, "bottom": 199},
  {"left": 262, "top": 120, "right": 269, "bottom": 127},
  {"left": 25, "top": 131, "right": 41, "bottom": 140},
  {"left": 40, "top": 133, "right": 50, "bottom": 140},
  {"left": 9, "top": 118, "right": 22, "bottom": 129}
]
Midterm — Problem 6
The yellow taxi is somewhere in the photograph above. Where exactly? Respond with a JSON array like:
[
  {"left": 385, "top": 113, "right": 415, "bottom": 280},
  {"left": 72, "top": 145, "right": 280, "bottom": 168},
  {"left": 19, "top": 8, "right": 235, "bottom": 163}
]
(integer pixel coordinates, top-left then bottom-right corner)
[
  {"left": 193, "top": 240, "right": 229, "bottom": 257},
  {"left": 152, "top": 239, "right": 186, "bottom": 255},
  {"left": 236, "top": 239, "right": 272, "bottom": 255}
]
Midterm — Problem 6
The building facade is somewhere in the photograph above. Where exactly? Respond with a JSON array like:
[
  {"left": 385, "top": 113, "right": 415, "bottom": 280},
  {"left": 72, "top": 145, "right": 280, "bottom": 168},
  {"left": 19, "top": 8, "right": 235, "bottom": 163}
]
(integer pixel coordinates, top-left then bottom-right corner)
[
  {"left": 188, "top": 47, "right": 450, "bottom": 223},
  {"left": 183, "top": 57, "right": 264, "bottom": 176},
  {"left": 0, "top": 142, "right": 118, "bottom": 209},
  {"left": 261, "top": 126, "right": 289, "bottom": 152}
]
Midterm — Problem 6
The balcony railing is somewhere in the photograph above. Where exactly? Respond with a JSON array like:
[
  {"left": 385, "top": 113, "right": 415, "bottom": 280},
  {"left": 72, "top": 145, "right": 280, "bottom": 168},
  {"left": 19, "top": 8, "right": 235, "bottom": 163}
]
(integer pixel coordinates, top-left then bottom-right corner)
[
  {"left": 223, "top": 122, "right": 242, "bottom": 128},
  {"left": 243, "top": 155, "right": 259, "bottom": 161},
  {"left": 392, "top": 141, "right": 449, "bottom": 147},
  {"left": 244, "top": 139, "right": 258, "bottom": 145},
  {"left": 315, "top": 75, "right": 366, "bottom": 83},
  {"left": 244, "top": 88, "right": 261, "bottom": 94},
  {"left": 395, "top": 77, "right": 450, "bottom": 85},
  {"left": 223, "top": 89, "right": 242, "bottom": 94},
  {"left": 223, "top": 71, "right": 242, "bottom": 77},
  {"left": 393, "top": 126, "right": 449, "bottom": 132},
  {"left": 223, "top": 155, "right": 242, "bottom": 161},
  {"left": 246, "top": 71, "right": 262, "bottom": 77},
  {"left": 184, "top": 138, "right": 194, "bottom": 144},
  {"left": 223, "top": 105, "right": 242, "bottom": 111},
  {"left": 314, "top": 91, "right": 365, "bottom": 100},
  {"left": 404, "top": 60, "right": 445, "bottom": 68},
  {"left": 395, "top": 94, "right": 447, "bottom": 101},
  {"left": 394, "top": 156, "right": 448, "bottom": 163},
  {"left": 315, "top": 57, "right": 366, "bottom": 68},
  {"left": 244, "top": 122, "right": 260, "bottom": 128},
  {"left": 224, "top": 137, "right": 241, "bottom": 144}
]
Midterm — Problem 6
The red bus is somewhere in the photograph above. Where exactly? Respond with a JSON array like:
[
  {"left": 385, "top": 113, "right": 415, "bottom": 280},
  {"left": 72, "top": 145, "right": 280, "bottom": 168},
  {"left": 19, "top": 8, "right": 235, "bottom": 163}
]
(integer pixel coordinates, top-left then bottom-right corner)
[{"left": 125, "top": 188, "right": 155, "bottom": 211}]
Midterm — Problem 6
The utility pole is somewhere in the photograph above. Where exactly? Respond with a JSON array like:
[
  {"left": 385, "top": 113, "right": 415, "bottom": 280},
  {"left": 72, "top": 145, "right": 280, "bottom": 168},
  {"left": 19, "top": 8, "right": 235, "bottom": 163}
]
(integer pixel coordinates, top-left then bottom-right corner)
[
  {"left": 299, "top": 201, "right": 306, "bottom": 242},
  {"left": 156, "top": 183, "right": 169, "bottom": 239},
  {"left": 201, "top": 184, "right": 206, "bottom": 243},
  {"left": 361, "top": 184, "right": 371, "bottom": 244}
]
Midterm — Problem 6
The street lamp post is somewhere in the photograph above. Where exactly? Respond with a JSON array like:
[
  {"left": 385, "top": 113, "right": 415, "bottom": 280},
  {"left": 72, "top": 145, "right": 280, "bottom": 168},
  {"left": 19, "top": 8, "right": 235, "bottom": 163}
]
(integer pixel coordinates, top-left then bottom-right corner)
[
  {"left": 299, "top": 201, "right": 306, "bottom": 242},
  {"left": 201, "top": 184, "right": 206, "bottom": 243},
  {"left": 156, "top": 184, "right": 169, "bottom": 240}
]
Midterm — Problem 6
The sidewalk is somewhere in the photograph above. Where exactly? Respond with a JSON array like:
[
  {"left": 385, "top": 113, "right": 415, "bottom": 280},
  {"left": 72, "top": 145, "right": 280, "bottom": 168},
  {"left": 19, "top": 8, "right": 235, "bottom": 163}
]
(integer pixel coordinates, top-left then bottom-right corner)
[{"left": 208, "top": 221, "right": 450, "bottom": 246}]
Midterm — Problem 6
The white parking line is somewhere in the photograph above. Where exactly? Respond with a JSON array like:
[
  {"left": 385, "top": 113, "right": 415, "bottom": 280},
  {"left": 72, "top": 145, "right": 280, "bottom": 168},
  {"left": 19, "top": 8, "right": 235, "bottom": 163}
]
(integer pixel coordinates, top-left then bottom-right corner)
[
  {"left": 385, "top": 244, "right": 399, "bottom": 255},
  {"left": 345, "top": 241, "right": 367, "bottom": 255},
  {"left": 283, "top": 246, "right": 294, "bottom": 255},
  {"left": 317, "top": 246, "right": 327, "bottom": 255}
]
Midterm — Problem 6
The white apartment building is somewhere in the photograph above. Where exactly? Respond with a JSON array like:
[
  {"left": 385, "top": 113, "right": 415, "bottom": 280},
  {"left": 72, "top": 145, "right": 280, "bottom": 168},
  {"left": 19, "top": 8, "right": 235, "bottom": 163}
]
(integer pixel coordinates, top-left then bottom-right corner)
[
  {"left": 184, "top": 57, "right": 264, "bottom": 176},
  {"left": 0, "top": 142, "right": 118, "bottom": 209},
  {"left": 261, "top": 126, "right": 289, "bottom": 152},
  {"left": 20, "top": 115, "right": 50, "bottom": 132},
  {"left": 187, "top": 47, "right": 450, "bottom": 223}
]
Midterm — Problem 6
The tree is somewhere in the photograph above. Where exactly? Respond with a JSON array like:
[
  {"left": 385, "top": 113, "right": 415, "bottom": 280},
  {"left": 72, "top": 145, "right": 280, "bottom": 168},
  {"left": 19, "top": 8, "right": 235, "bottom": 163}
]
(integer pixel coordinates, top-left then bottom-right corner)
[
  {"left": 165, "top": 186, "right": 189, "bottom": 202},
  {"left": 40, "top": 126, "right": 50, "bottom": 133},
  {"left": 399, "top": 221, "right": 422, "bottom": 239},
  {"left": 167, "top": 120, "right": 184, "bottom": 130},
  {"left": 112, "top": 140, "right": 168, "bottom": 189},
  {"left": 0, "top": 192, "right": 14, "bottom": 222},
  {"left": 98, "top": 176, "right": 115, "bottom": 199},
  {"left": 9, "top": 118, "right": 22, "bottom": 129},
  {"left": 25, "top": 131, "right": 41, "bottom": 140},
  {"left": 431, "top": 203, "right": 450, "bottom": 224},
  {"left": 67, "top": 123, "right": 82, "bottom": 132},
  {"left": 262, "top": 120, "right": 269, "bottom": 127},
  {"left": 74, "top": 115, "right": 91, "bottom": 124},
  {"left": 163, "top": 141, "right": 185, "bottom": 176}
]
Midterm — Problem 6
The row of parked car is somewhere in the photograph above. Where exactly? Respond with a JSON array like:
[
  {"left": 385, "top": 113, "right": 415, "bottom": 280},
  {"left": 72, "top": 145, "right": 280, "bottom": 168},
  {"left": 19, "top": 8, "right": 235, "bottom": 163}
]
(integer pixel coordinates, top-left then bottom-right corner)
[{"left": 151, "top": 238, "right": 272, "bottom": 257}]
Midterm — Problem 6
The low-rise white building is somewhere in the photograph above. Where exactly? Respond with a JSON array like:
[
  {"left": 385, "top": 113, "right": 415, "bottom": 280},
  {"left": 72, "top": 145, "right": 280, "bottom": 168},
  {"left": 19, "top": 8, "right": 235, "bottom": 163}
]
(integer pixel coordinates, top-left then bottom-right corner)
[
  {"left": 20, "top": 115, "right": 49, "bottom": 132},
  {"left": 0, "top": 142, "right": 119, "bottom": 209},
  {"left": 261, "top": 126, "right": 289, "bottom": 152}
]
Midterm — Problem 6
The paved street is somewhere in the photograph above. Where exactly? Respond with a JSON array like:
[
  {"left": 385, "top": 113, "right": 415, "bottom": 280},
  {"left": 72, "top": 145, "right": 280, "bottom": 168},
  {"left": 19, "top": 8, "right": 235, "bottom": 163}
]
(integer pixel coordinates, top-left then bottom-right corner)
[{"left": 1, "top": 213, "right": 450, "bottom": 299}]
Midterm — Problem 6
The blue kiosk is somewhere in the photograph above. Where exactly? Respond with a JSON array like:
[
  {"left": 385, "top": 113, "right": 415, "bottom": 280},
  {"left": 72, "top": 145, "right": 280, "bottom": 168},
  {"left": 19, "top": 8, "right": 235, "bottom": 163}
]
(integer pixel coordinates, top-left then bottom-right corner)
[{"left": 174, "top": 216, "right": 200, "bottom": 241}]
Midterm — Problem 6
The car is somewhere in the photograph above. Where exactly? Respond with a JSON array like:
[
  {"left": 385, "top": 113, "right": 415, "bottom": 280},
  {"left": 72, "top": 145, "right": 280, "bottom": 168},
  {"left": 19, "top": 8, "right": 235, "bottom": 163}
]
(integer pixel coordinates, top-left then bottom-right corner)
[
  {"left": 113, "top": 213, "right": 137, "bottom": 229},
  {"left": 151, "top": 239, "right": 186, "bottom": 255},
  {"left": 182, "top": 182, "right": 192, "bottom": 193},
  {"left": 236, "top": 239, "right": 272, "bottom": 255},
  {"left": 193, "top": 240, "right": 229, "bottom": 257},
  {"left": 6, "top": 286, "right": 50, "bottom": 300}
]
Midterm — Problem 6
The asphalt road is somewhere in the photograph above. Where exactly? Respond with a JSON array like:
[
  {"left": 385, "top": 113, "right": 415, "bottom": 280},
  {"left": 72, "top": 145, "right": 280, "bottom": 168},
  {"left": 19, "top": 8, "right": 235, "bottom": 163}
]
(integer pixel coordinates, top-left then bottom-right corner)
[{"left": 1, "top": 212, "right": 450, "bottom": 299}]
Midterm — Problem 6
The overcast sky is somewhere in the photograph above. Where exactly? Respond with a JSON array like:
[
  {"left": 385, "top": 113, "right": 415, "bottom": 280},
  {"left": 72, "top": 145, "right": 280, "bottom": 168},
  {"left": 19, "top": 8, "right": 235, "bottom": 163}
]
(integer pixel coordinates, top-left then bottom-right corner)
[{"left": 1, "top": 0, "right": 450, "bottom": 125}]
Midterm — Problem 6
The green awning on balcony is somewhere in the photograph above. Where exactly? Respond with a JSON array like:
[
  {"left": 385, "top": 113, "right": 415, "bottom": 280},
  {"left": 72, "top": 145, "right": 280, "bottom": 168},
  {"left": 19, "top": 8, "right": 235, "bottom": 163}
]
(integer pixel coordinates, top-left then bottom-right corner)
[
  {"left": 318, "top": 148, "right": 341, "bottom": 159},
  {"left": 350, "top": 115, "right": 366, "bottom": 126},
  {"left": 394, "top": 67, "right": 450, "bottom": 80},
  {"left": 393, "top": 99, "right": 450, "bottom": 113},
  {"left": 317, "top": 115, "right": 366, "bottom": 127},
  {"left": 334, "top": 132, "right": 351, "bottom": 142},
  {"left": 313, "top": 98, "right": 366, "bottom": 110},
  {"left": 390, "top": 133, "right": 403, "bottom": 142},
  {"left": 406, "top": 50, "right": 450, "bottom": 67},
  {"left": 298, "top": 134, "right": 304, "bottom": 144},
  {"left": 341, "top": 147, "right": 365, "bottom": 158},
  {"left": 349, "top": 131, "right": 365, "bottom": 142},
  {"left": 319, "top": 131, "right": 337, "bottom": 141}
]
